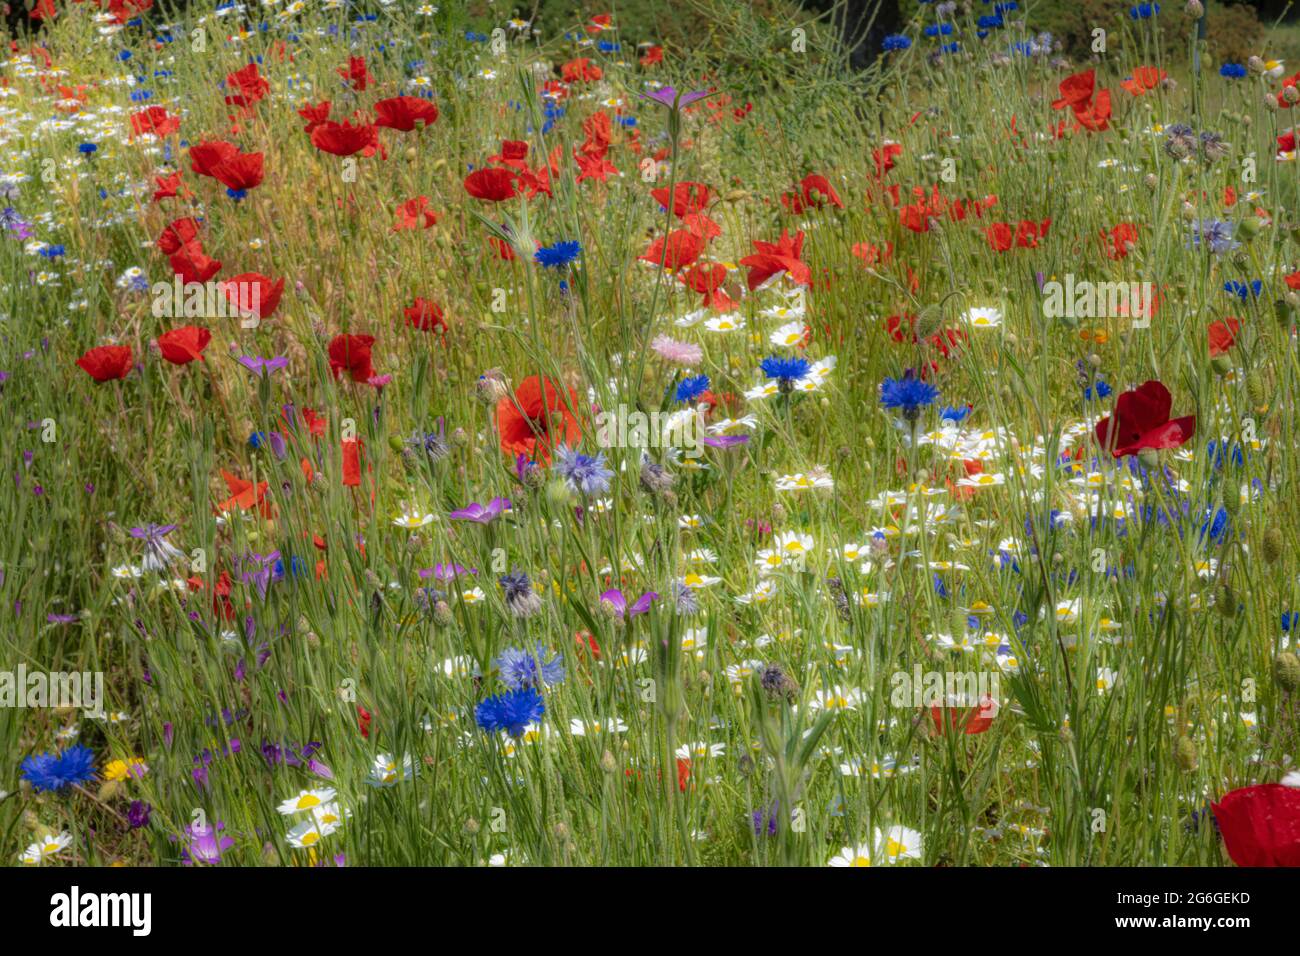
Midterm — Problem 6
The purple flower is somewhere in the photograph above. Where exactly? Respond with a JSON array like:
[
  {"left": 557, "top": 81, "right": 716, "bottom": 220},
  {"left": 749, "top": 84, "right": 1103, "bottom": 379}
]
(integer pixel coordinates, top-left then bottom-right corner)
[
  {"left": 236, "top": 354, "right": 289, "bottom": 376},
  {"left": 127, "top": 800, "right": 152, "bottom": 829},
  {"left": 702, "top": 434, "right": 750, "bottom": 448},
  {"left": 639, "top": 86, "right": 709, "bottom": 109},
  {"left": 182, "top": 821, "right": 234, "bottom": 865},
  {"left": 420, "top": 563, "right": 477, "bottom": 580},
  {"left": 449, "top": 497, "right": 511, "bottom": 523},
  {"left": 600, "top": 588, "right": 658, "bottom": 619}
]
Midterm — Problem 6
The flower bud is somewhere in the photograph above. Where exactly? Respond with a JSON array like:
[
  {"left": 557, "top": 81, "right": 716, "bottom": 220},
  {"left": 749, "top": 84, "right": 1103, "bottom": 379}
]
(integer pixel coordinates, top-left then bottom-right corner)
[
  {"left": 1274, "top": 652, "right": 1300, "bottom": 693},
  {"left": 1262, "top": 526, "right": 1284, "bottom": 564},
  {"left": 1175, "top": 736, "right": 1199, "bottom": 771},
  {"left": 1184, "top": 0, "right": 1203, "bottom": 17}
]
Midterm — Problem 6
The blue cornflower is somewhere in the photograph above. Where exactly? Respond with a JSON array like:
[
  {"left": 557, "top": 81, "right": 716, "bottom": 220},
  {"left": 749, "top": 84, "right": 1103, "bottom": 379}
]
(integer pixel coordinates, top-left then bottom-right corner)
[
  {"left": 1283, "top": 612, "right": 1296, "bottom": 633},
  {"left": 880, "top": 371, "right": 939, "bottom": 421},
  {"left": 882, "top": 33, "right": 912, "bottom": 51},
  {"left": 978, "top": 14, "right": 1004, "bottom": 29},
  {"left": 38, "top": 244, "right": 65, "bottom": 258},
  {"left": 1188, "top": 218, "right": 1237, "bottom": 256},
  {"left": 924, "top": 23, "right": 953, "bottom": 37},
  {"left": 1199, "top": 507, "right": 1231, "bottom": 543},
  {"left": 20, "top": 744, "right": 96, "bottom": 792},
  {"left": 760, "top": 356, "right": 811, "bottom": 391},
  {"left": 495, "top": 644, "right": 566, "bottom": 690},
  {"left": 1084, "top": 379, "right": 1112, "bottom": 400},
  {"left": 940, "top": 405, "right": 970, "bottom": 424},
  {"left": 475, "top": 687, "right": 546, "bottom": 738},
  {"left": 1129, "top": 3, "right": 1160, "bottom": 19},
  {"left": 534, "top": 240, "right": 581, "bottom": 269},
  {"left": 675, "top": 374, "right": 710, "bottom": 403},
  {"left": 1219, "top": 63, "right": 1247, "bottom": 79},
  {"left": 1223, "top": 279, "right": 1262, "bottom": 300},
  {"left": 554, "top": 445, "right": 613, "bottom": 495},
  {"left": 78, "top": 143, "right": 97, "bottom": 155}
]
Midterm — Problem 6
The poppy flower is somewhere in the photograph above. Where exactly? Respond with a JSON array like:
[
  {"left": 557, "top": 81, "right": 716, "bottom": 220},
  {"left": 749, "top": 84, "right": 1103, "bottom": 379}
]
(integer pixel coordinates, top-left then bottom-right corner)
[
  {"left": 337, "top": 56, "right": 373, "bottom": 91},
  {"left": 739, "top": 229, "right": 811, "bottom": 289},
  {"left": 640, "top": 44, "right": 663, "bottom": 67},
  {"left": 1208, "top": 317, "right": 1241, "bottom": 357},
  {"left": 930, "top": 697, "right": 997, "bottom": 735},
  {"left": 639, "top": 228, "right": 703, "bottom": 272},
  {"left": 782, "top": 173, "right": 843, "bottom": 214},
  {"left": 495, "top": 375, "right": 582, "bottom": 463},
  {"left": 1102, "top": 222, "right": 1138, "bottom": 259},
  {"left": 1094, "top": 380, "right": 1196, "bottom": 458},
  {"left": 76, "top": 345, "right": 132, "bottom": 382},
  {"left": 152, "top": 171, "right": 188, "bottom": 202},
  {"left": 297, "top": 100, "right": 331, "bottom": 134},
  {"left": 651, "top": 181, "right": 711, "bottom": 218},
  {"left": 1211, "top": 783, "right": 1300, "bottom": 866},
  {"left": 578, "top": 112, "right": 612, "bottom": 159},
  {"left": 373, "top": 96, "right": 439, "bottom": 132},
  {"left": 216, "top": 469, "right": 271, "bottom": 517},
  {"left": 157, "top": 326, "right": 211, "bottom": 365},
  {"left": 561, "top": 57, "right": 602, "bottom": 83},
  {"left": 1052, "top": 70, "right": 1096, "bottom": 111},
  {"left": 488, "top": 140, "right": 530, "bottom": 169},
  {"left": 1072, "top": 88, "right": 1112, "bottom": 132},
  {"left": 169, "top": 245, "right": 222, "bottom": 285},
  {"left": 404, "top": 298, "right": 446, "bottom": 333},
  {"left": 393, "top": 196, "right": 439, "bottom": 231},
  {"left": 683, "top": 262, "right": 735, "bottom": 311},
  {"left": 157, "top": 217, "right": 201, "bottom": 256},
  {"left": 221, "top": 273, "right": 285, "bottom": 321},
  {"left": 130, "top": 106, "right": 180, "bottom": 138},
  {"left": 464, "top": 167, "right": 518, "bottom": 201},
  {"left": 342, "top": 438, "right": 363, "bottom": 487},
  {"left": 189, "top": 139, "right": 240, "bottom": 178},
  {"left": 310, "top": 119, "right": 378, "bottom": 157},
  {"left": 1121, "top": 65, "right": 1166, "bottom": 96},
  {"left": 873, "top": 142, "right": 902, "bottom": 179},
  {"left": 224, "top": 63, "right": 270, "bottom": 109},
  {"left": 328, "top": 334, "right": 376, "bottom": 383},
  {"left": 210, "top": 152, "right": 264, "bottom": 193}
]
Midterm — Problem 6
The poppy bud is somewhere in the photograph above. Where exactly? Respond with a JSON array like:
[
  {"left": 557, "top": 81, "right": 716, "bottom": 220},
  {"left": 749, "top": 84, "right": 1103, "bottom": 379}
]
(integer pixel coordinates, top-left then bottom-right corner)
[
  {"left": 1238, "top": 216, "right": 1263, "bottom": 240},
  {"left": 1274, "top": 653, "right": 1300, "bottom": 693},
  {"left": 1276, "top": 299, "right": 1296, "bottom": 329},
  {"left": 1211, "top": 354, "right": 1233, "bottom": 376},
  {"left": 1262, "top": 527, "right": 1284, "bottom": 564},
  {"left": 1222, "top": 488, "right": 1239, "bottom": 518},
  {"left": 600, "top": 750, "right": 617, "bottom": 773},
  {"left": 1217, "top": 583, "right": 1236, "bottom": 619},
  {"left": 546, "top": 478, "right": 572, "bottom": 507},
  {"left": 1246, "top": 372, "right": 1267, "bottom": 408},
  {"left": 464, "top": 817, "right": 480, "bottom": 834},
  {"left": 724, "top": 189, "right": 749, "bottom": 202},
  {"left": 1138, "top": 447, "right": 1160, "bottom": 470},
  {"left": 388, "top": 435, "right": 406, "bottom": 454}
]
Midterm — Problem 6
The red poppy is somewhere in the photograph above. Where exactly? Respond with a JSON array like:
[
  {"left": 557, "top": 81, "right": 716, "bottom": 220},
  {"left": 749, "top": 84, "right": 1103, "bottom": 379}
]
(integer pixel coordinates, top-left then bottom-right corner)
[
  {"left": 561, "top": 57, "right": 602, "bottom": 83},
  {"left": 76, "top": 344, "right": 132, "bottom": 382},
  {"left": 210, "top": 151, "right": 264, "bottom": 192},
  {"left": 169, "top": 245, "right": 222, "bottom": 285},
  {"left": 216, "top": 469, "right": 271, "bottom": 516},
  {"left": 342, "top": 438, "right": 363, "bottom": 487},
  {"left": 221, "top": 273, "right": 285, "bottom": 321},
  {"left": 1120, "top": 65, "right": 1166, "bottom": 96},
  {"left": 930, "top": 696, "right": 997, "bottom": 736},
  {"left": 782, "top": 173, "right": 843, "bottom": 214},
  {"left": 464, "top": 167, "right": 518, "bottom": 201},
  {"left": 1073, "top": 88, "right": 1112, "bottom": 132},
  {"left": 157, "top": 326, "right": 211, "bottom": 365},
  {"left": 357, "top": 705, "right": 372, "bottom": 738},
  {"left": 651, "top": 182, "right": 711, "bottom": 218},
  {"left": 157, "top": 217, "right": 201, "bottom": 255},
  {"left": 404, "top": 298, "right": 446, "bottom": 333},
  {"left": 373, "top": 95, "right": 439, "bottom": 132},
  {"left": 489, "top": 140, "right": 530, "bottom": 169},
  {"left": 189, "top": 139, "right": 240, "bottom": 178},
  {"left": 872, "top": 142, "right": 902, "bottom": 179},
  {"left": 337, "top": 56, "right": 373, "bottom": 92},
  {"left": 578, "top": 112, "right": 612, "bottom": 159},
  {"left": 328, "top": 334, "right": 376, "bottom": 382},
  {"left": 640, "top": 45, "right": 663, "bottom": 67},
  {"left": 1102, "top": 222, "right": 1138, "bottom": 259},
  {"left": 495, "top": 375, "right": 582, "bottom": 463},
  {"left": 310, "top": 119, "right": 377, "bottom": 157},
  {"left": 739, "top": 229, "right": 810, "bottom": 290},
  {"left": 393, "top": 196, "right": 439, "bottom": 231},
  {"left": 1052, "top": 69, "right": 1096, "bottom": 111},
  {"left": 1211, "top": 783, "right": 1300, "bottom": 866},
  {"left": 575, "top": 152, "right": 619, "bottom": 183},
  {"left": 152, "top": 171, "right": 188, "bottom": 202},
  {"left": 130, "top": 105, "right": 180, "bottom": 138},
  {"left": 224, "top": 63, "right": 270, "bottom": 109},
  {"left": 1095, "top": 380, "right": 1196, "bottom": 458},
  {"left": 297, "top": 100, "right": 331, "bottom": 133},
  {"left": 639, "top": 228, "right": 703, "bottom": 272},
  {"left": 1208, "top": 317, "right": 1241, "bottom": 357},
  {"left": 683, "top": 263, "right": 735, "bottom": 311}
]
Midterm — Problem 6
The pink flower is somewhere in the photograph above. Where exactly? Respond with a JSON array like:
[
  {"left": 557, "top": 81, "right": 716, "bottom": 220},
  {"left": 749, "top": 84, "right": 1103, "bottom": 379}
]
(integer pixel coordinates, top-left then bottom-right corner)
[{"left": 650, "top": 335, "right": 703, "bottom": 365}]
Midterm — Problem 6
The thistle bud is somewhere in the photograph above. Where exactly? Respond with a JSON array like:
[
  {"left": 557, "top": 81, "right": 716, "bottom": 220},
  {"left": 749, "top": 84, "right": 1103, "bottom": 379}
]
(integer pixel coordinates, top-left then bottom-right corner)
[
  {"left": 1285, "top": 85, "right": 1300, "bottom": 105},
  {"left": 432, "top": 600, "right": 453, "bottom": 627},
  {"left": 475, "top": 369, "right": 510, "bottom": 405},
  {"left": 1247, "top": 56, "right": 1265, "bottom": 75},
  {"left": 599, "top": 750, "right": 617, "bottom": 773},
  {"left": 1184, "top": 0, "right": 1203, "bottom": 17},
  {"left": 1274, "top": 652, "right": 1300, "bottom": 693},
  {"left": 1262, "top": 526, "right": 1284, "bottom": 564}
]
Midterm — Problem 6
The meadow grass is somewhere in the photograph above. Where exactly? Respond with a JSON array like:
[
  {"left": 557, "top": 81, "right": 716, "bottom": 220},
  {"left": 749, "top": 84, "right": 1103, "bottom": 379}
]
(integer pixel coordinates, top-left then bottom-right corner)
[{"left": 1, "top": 0, "right": 1299, "bottom": 867}]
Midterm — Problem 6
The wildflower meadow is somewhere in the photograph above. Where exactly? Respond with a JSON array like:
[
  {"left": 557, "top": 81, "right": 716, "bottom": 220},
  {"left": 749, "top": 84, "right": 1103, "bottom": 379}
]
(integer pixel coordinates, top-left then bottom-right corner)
[{"left": 1, "top": 0, "right": 1300, "bottom": 887}]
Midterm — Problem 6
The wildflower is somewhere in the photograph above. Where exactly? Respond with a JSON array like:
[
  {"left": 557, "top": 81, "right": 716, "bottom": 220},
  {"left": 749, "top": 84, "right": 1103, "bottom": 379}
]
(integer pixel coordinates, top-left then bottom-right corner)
[
  {"left": 75, "top": 345, "right": 132, "bottom": 383},
  {"left": 495, "top": 644, "right": 566, "bottom": 689},
  {"left": 535, "top": 240, "right": 581, "bottom": 269},
  {"left": 496, "top": 376, "right": 582, "bottom": 464},
  {"left": 674, "top": 374, "right": 710, "bottom": 403},
  {"left": 1211, "top": 784, "right": 1300, "bottom": 866},
  {"left": 880, "top": 371, "right": 939, "bottom": 421},
  {"left": 499, "top": 569, "right": 543, "bottom": 618},
  {"left": 20, "top": 744, "right": 96, "bottom": 792},
  {"left": 650, "top": 335, "right": 702, "bottom": 365},
  {"left": 554, "top": 445, "right": 613, "bottom": 495},
  {"left": 760, "top": 355, "right": 811, "bottom": 393},
  {"left": 130, "top": 523, "right": 185, "bottom": 571},
  {"left": 882, "top": 34, "right": 912, "bottom": 51},
  {"left": 599, "top": 588, "right": 658, "bottom": 619},
  {"left": 475, "top": 687, "right": 546, "bottom": 738}
]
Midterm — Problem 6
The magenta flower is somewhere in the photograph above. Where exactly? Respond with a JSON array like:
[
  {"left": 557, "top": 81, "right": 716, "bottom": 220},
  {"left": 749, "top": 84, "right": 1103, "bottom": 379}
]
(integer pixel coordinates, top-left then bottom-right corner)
[
  {"left": 449, "top": 497, "right": 511, "bottom": 523},
  {"left": 600, "top": 588, "right": 659, "bottom": 618},
  {"left": 640, "top": 86, "right": 709, "bottom": 109},
  {"left": 419, "top": 563, "right": 477, "bottom": 580},
  {"left": 237, "top": 354, "right": 289, "bottom": 377}
]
